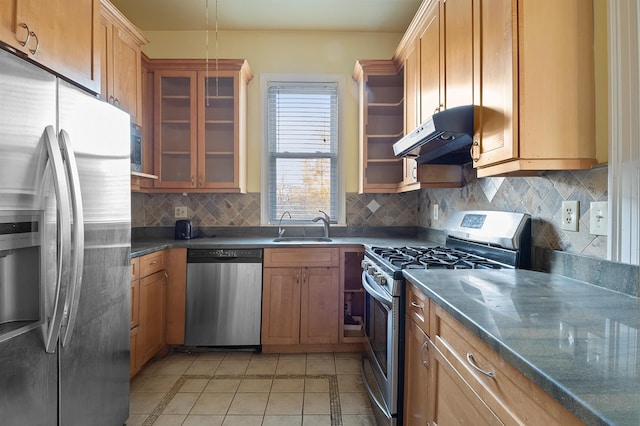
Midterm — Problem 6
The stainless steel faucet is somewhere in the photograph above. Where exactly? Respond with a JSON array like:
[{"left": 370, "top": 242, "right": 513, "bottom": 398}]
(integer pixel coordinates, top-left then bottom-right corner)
[
  {"left": 278, "top": 211, "right": 291, "bottom": 237},
  {"left": 312, "top": 210, "right": 330, "bottom": 238}
]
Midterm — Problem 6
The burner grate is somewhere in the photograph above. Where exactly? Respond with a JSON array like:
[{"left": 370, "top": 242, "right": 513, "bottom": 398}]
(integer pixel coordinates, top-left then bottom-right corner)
[{"left": 369, "top": 245, "right": 510, "bottom": 271}]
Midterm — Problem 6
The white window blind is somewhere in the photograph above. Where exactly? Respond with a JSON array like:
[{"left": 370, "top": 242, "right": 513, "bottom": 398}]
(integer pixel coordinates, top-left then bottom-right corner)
[{"left": 266, "top": 82, "right": 338, "bottom": 223}]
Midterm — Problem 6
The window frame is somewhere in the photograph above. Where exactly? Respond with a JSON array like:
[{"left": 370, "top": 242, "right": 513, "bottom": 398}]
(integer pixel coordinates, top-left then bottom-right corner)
[{"left": 260, "top": 73, "right": 346, "bottom": 226}]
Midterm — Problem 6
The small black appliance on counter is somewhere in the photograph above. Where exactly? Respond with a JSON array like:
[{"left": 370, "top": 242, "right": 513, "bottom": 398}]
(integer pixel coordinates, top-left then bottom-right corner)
[{"left": 175, "top": 219, "right": 193, "bottom": 240}]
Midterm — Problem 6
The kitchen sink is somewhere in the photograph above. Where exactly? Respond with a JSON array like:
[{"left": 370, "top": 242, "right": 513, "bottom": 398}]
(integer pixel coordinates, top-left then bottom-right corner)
[{"left": 272, "top": 237, "right": 333, "bottom": 242}]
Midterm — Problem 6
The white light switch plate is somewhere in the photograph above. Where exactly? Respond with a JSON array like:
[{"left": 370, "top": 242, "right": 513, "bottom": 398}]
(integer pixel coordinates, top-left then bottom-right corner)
[{"left": 590, "top": 201, "right": 608, "bottom": 236}]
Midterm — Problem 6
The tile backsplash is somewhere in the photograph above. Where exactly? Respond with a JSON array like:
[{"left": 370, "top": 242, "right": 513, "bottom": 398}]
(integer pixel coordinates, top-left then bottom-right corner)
[
  {"left": 419, "top": 165, "right": 609, "bottom": 259},
  {"left": 132, "top": 165, "right": 608, "bottom": 258}
]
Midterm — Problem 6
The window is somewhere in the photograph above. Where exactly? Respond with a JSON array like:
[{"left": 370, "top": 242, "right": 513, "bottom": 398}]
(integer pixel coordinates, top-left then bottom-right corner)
[{"left": 262, "top": 77, "right": 343, "bottom": 224}]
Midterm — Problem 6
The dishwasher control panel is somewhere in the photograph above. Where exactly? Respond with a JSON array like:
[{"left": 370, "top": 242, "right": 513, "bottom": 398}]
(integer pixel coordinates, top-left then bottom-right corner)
[{"left": 187, "top": 248, "right": 263, "bottom": 262}]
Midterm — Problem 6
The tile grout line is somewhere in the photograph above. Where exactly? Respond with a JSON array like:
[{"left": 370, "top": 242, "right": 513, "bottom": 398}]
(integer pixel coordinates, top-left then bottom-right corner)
[
  {"left": 141, "top": 376, "right": 187, "bottom": 426},
  {"left": 139, "top": 373, "right": 342, "bottom": 425}
]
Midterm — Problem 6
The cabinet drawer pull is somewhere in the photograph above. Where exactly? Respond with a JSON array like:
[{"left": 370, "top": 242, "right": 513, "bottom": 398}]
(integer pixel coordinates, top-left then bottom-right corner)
[
  {"left": 410, "top": 301, "right": 424, "bottom": 310},
  {"left": 28, "top": 31, "right": 39, "bottom": 54},
  {"left": 466, "top": 353, "right": 495, "bottom": 378},
  {"left": 420, "top": 341, "right": 429, "bottom": 368},
  {"left": 149, "top": 260, "right": 158, "bottom": 265},
  {"left": 18, "top": 23, "right": 31, "bottom": 47},
  {"left": 471, "top": 139, "right": 480, "bottom": 162}
]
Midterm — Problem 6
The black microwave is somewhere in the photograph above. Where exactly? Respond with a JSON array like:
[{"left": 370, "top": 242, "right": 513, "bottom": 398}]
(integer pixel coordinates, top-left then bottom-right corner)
[{"left": 130, "top": 124, "right": 142, "bottom": 172}]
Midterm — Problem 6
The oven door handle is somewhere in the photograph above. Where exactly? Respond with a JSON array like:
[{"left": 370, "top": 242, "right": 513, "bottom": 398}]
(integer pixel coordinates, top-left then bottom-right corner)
[{"left": 362, "top": 271, "right": 393, "bottom": 309}]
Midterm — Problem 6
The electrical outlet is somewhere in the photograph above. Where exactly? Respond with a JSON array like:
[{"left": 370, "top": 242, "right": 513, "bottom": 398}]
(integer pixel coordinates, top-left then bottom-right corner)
[
  {"left": 590, "top": 201, "right": 608, "bottom": 236},
  {"left": 175, "top": 206, "right": 188, "bottom": 218},
  {"left": 561, "top": 200, "right": 579, "bottom": 232},
  {"left": 432, "top": 204, "right": 439, "bottom": 221}
]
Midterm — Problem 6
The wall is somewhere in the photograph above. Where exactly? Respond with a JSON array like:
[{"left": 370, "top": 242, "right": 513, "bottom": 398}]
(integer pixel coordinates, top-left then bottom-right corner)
[
  {"left": 419, "top": 165, "right": 609, "bottom": 259},
  {"left": 131, "top": 191, "right": 419, "bottom": 228},
  {"left": 135, "top": 15, "right": 612, "bottom": 262},
  {"left": 142, "top": 29, "right": 402, "bottom": 193}
]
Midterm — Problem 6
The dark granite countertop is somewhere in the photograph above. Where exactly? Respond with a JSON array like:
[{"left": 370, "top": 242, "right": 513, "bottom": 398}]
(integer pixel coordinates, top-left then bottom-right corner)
[
  {"left": 404, "top": 268, "right": 640, "bottom": 426},
  {"left": 131, "top": 236, "right": 436, "bottom": 258}
]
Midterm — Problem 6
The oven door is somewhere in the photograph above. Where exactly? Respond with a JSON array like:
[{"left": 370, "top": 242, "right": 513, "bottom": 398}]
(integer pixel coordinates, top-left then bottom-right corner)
[{"left": 361, "top": 271, "right": 400, "bottom": 426}]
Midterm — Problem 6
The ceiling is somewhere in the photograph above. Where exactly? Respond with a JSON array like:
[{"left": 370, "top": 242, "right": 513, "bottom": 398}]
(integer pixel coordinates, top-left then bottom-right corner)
[{"left": 108, "top": 0, "right": 422, "bottom": 33}]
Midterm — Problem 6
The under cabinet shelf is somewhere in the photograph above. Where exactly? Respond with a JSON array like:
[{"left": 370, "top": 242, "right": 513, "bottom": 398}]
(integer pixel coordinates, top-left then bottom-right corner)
[
  {"left": 367, "top": 158, "right": 404, "bottom": 164},
  {"left": 204, "top": 120, "right": 234, "bottom": 125},
  {"left": 161, "top": 151, "right": 191, "bottom": 155},
  {"left": 368, "top": 133, "right": 404, "bottom": 139},
  {"left": 369, "top": 100, "right": 404, "bottom": 108}
]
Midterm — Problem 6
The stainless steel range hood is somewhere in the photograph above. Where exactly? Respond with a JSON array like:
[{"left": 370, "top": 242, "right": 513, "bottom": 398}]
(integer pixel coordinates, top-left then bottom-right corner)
[{"left": 393, "top": 104, "right": 474, "bottom": 164}]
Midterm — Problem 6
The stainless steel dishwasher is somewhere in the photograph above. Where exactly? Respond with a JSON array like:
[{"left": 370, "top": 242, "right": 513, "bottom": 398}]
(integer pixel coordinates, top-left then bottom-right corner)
[{"left": 185, "top": 248, "right": 263, "bottom": 347}]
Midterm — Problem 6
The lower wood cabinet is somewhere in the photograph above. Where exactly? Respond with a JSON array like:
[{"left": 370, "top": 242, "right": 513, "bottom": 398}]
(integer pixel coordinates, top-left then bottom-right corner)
[
  {"left": 130, "top": 251, "right": 167, "bottom": 377},
  {"left": 404, "top": 283, "right": 586, "bottom": 426},
  {"left": 404, "top": 316, "right": 431, "bottom": 425},
  {"left": 262, "top": 267, "right": 301, "bottom": 345},
  {"left": 262, "top": 265, "right": 339, "bottom": 346},
  {"left": 138, "top": 270, "right": 166, "bottom": 366},
  {"left": 262, "top": 248, "right": 341, "bottom": 351},
  {"left": 430, "top": 337, "right": 503, "bottom": 426},
  {"left": 164, "top": 248, "right": 187, "bottom": 345}
]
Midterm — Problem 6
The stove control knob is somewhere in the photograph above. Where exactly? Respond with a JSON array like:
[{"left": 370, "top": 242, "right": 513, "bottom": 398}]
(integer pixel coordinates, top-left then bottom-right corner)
[
  {"left": 367, "top": 265, "right": 377, "bottom": 275},
  {"left": 361, "top": 260, "right": 369, "bottom": 270},
  {"left": 375, "top": 274, "right": 387, "bottom": 286}
]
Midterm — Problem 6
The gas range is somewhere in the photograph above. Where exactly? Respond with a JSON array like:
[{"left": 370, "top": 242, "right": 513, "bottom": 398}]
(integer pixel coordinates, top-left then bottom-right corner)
[
  {"left": 360, "top": 210, "right": 531, "bottom": 426},
  {"left": 362, "top": 211, "right": 532, "bottom": 296}
]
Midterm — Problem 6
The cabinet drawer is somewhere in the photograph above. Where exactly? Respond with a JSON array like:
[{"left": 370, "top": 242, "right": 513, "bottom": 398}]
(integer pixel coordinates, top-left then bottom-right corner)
[
  {"left": 139, "top": 251, "right": 166, "bottom": 277},
  {"left": 435, "top": 306, "right": 584, "bottom": 426},
  {"left": 264, "top": 248, "right": 339, "bottom": 268},
  {"left": 131, "top": 258, "right": 140, "bottom": 281},
  {"left": 406, "top": 283, "right": 429, "bottom": 335}
]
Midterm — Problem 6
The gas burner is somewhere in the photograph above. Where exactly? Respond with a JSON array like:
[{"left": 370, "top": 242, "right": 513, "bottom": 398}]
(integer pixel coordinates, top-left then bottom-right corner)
[{"left": 368, "top": 245, "right": 509, "bottom": 271}]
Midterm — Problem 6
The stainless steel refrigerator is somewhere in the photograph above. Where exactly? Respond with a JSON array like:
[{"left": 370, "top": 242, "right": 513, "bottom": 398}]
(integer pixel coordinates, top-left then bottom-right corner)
[{"left": 0, "top": 48, "right": 131, "bottom": 425}]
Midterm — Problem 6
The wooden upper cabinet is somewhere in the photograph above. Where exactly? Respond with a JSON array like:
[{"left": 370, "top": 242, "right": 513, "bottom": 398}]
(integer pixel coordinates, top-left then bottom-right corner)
[
  {"left": 99, "top": 0, "right": 147, "bottom": 125},
  {"left": 153, "top": 69, "right": 199, "bottom": 188},
  {"left": 404, "top": 39, "right": 420, "bottom": 135},
  {"left": 151, "top": 60, "right": 252, "bottom": 193},
  {"left": 419, "top": 0, "right": 442, "bottom": 123},
  {"left": 0, "top": 0, "right": 100, "bottom": 92},
  {"left": 390, "top": 0, "right": 466, "bottom": 192},
  {"left": 353, "top": 60, "right": 404, "bottom": 193},
  {"left": 472, "top": 0, "right": 597, "bottom": 177},
  {"left": 442, "top": 0, "right": 473, "bottom": 109}
]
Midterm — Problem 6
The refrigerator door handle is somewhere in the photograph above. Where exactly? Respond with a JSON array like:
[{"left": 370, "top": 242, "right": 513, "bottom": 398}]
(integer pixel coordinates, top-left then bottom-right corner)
[
  {"left": 43, "top": 125, "right": 72, "bottom": 354},
  {"left": 58, "top": 129, "right": 84, "bottom": 347}
]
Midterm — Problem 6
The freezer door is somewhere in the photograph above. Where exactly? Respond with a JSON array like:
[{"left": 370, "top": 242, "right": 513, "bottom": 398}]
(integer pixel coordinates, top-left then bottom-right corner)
[
  {"left": 0, "top": 49, "right": 59, "bottom": 426},
  {"left": 57, "top": 80, "right": 131, "bottom": 426}
]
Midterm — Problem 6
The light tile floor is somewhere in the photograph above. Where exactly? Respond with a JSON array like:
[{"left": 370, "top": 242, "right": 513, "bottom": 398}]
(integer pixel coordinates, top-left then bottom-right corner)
[{"left": 126, "top": 351, "right": 376, "bottom": 426}]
